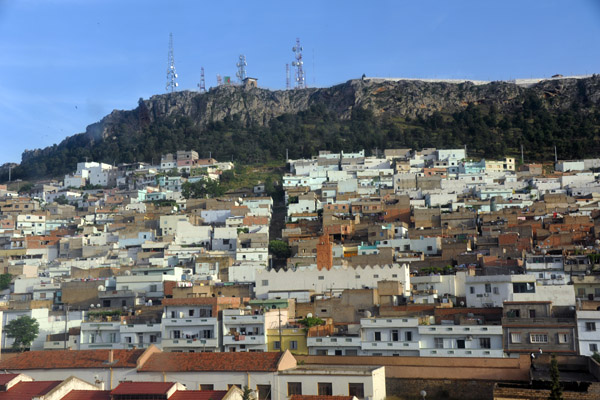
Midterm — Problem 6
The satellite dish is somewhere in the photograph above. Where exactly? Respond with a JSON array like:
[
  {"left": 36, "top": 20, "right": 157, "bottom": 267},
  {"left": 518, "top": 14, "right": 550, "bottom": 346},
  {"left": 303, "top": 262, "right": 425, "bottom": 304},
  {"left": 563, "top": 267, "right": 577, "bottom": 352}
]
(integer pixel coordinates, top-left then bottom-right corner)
[
  {"left": 124, "top": 270, "right": 131, "bottom": 276},
  {"left": 90, "top": 304, "right": 95, "bottom": 308},
  {"left": 364, "top": 310, "right": 372, "bottom": 318},
  {"left": 96, "top": 304, "right": 101, "bottom": 308},
  {"left": 306, "top": 313, "right": 313, "bottom": 318},
  {"left": 460, "top": 301, "right": 465, "bottom": 307},
  {"left": 97, "top": 285, "right": 105, "bottom": 291}
]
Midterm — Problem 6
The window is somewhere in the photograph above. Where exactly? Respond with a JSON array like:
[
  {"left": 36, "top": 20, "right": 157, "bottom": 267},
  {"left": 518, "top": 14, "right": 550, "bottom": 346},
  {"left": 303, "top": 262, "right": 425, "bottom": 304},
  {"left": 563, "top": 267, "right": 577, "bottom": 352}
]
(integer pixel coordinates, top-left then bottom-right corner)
[
  {"left": 189, "top": 309, "right": 194, "bottom": 317},
  {"left": 335, "top": 349, "right": 342, "bottom": 355},
  {"left": 530, "top": 334, "right": 548, "bottom": 343},
  {"left": 586, "top": 322, "right": 596, "bottom": 332},
  {"left": 348, "top": 383, "right": 364, "bottom": 398},
  {"left": 427, "top": 246, "right": 433, "bottom": 251},
  {"left": 257, "top": 384, "right": 272, "bottom": 400},
  {"left": 374, "top": 332, "right": 381, "bottom": 341},
  {"left": 273, "top": 341, "right": 281, "bottom": 350},
  {"left": 479, "top": 338, "right": 491, "bottom": 349},
  {"left": 529, "top": 310, "right": 536, "bottom": 318},
  {"left": 173, "top": 330, "right": 181, "bottom": 339},
  {"left": 150, "top": 335, "right": 157, "bottom": 343},
  {"left": 590, "top": 344, "right": 598, "bottom": 352},
  {"left": 262, "top": 280, "right": 268, "bottom": 286},
  {"left": 109, "top": 333, "right": 117, "bottom": 343},
  {"left": 391, "top": 330, "right": 399, "bottom": 341},
  {"left": 39, "top": 293, "right": 46, "bottom": 299},
  {"left": 558, "top": 333, "right": 569, "bottom": 344},
  {"left": 318, "top": 383, "right": 333, "bottom": 396},
  {"left": 485, "top": 284, "right": 491, "bottom": 293},
  {"left": 511, "top": 333, "right": 521, "bottom": 344},
  {"left": 405, "top": 331, "right": 412, "bottom": 341},
  {"left": 434, "top": 338, "right": 444, "bottom": 349},
  {"left": 90, "top": 334, "right": 95, "bottom": 344},
  {"left": 318, "top": 276, "right": 324, "bottom": 280},
  {"left": 493, "top": 287, "right": 499, "bottom": 295},
  {"left": 290, "top": 340, "right": 298, "bottom": 350},
  {"left": 200, "top": 384, "right": 214, "bottom": 391},
  {"left": 470, "top": 287, "right": 475, "bottom": 294},
  {"left": 578, "top": 288, "right": 586, "bottom": 296},
  {"left": 288, "top": 383, "right": 302, "bottom": 396},
  {"left": 513, "top": 282, "right": 535, "bottom": 293},
  {"left": 596, "top": 288, "right": 600, "bottom": 298}
]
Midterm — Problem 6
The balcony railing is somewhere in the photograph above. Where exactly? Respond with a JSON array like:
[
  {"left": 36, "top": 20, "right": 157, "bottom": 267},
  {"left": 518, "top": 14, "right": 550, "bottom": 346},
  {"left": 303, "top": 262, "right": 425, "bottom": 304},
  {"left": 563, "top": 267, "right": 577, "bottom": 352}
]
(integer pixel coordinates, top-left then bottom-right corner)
[
  {"left": 361, "top": 341, "right": 420, "bottom": 351},
  {"left": 161, "top": 338, "right": 218, "bottom": 348}
]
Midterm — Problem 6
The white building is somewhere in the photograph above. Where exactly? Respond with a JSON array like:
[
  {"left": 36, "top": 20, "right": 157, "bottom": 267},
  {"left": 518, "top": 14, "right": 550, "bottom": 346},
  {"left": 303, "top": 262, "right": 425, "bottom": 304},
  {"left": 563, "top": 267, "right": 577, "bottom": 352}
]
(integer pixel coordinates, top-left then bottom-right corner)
[
  {"left": 222, "top": 308, "right": 286, "bottom": 352},
  {"left": 160, "top": 215, "right": 212, "bottom": 246},
  {"left": 255, "top": 264, "right": 410, "bottom": 300},
  {"left": 576, "top": 310, "right": 600, "bottom": 356},
  {"left": 161, "top": 299, "right": 220, "bottom": 352}
]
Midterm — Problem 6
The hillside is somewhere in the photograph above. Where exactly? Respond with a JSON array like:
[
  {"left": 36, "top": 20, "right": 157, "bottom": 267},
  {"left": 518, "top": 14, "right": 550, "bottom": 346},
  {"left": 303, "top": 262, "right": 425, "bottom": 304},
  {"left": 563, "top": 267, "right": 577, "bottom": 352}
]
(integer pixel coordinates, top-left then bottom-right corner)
[{"left": 4, "top": 75, "right": 600, "bottom": 182}]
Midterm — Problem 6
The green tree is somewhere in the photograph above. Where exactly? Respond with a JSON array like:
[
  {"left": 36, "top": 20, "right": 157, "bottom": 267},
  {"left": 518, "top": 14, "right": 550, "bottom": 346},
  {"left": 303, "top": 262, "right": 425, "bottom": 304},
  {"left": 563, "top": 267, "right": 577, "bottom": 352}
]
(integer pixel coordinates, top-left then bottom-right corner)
[
  {"left": 0, "top": 273, "right": 11, "bottom": 290},
  {"left": 548, "top": 354, "right": 563, "bottom": 400},
  {"left": 241, "top": 386, "right": 255, "bottom": 400},
  {"left": 299, "top": 316, "right": 325, "bottom": 328},
  {"left": 269, "top": 240, "right": 291, "bottom": 259},
  {"left": 5, "top": 316, "right": 39, "bottom": 352}
]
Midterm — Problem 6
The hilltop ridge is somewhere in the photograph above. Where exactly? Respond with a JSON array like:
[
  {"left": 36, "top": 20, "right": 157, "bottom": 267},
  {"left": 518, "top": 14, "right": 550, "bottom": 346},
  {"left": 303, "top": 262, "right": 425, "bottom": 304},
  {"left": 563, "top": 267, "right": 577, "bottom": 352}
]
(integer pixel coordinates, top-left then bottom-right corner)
[{"left": 6, "top": 75, "right": 600, "bottom": 182}]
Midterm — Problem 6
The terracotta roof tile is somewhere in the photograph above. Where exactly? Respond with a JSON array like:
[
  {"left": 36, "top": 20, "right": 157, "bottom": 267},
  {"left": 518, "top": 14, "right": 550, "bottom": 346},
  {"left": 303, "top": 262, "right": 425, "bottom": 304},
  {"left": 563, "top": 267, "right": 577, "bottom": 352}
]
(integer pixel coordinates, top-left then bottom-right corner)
[
  {"left": 0, "top": 350, "right": 144, "bottom": 370},
  {"left": 61, "top": 391, "right": 111, "bottom": 400},
  {"left": 111, "top": 382, "right": 175, "bottom": 395},
  {"left": 0, "top": 381, "right": 61, "bottom": 400},
  {"left": 0, "top": 374, "right": 19, "bottom": 386},
  {"left": 170, "top": 390, "right": 228, "bottom": 400},
  {"left": 138, "top": 352, "right": 283, "bottom": 372}
]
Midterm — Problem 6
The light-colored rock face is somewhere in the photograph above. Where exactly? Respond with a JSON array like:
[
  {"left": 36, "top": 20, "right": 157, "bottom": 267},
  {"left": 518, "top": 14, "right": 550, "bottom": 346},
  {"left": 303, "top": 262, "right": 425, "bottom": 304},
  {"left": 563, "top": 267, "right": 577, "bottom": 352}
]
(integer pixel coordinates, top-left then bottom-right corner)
[{"left": 19, "top": 75, "right": 600, "bottom": 164}]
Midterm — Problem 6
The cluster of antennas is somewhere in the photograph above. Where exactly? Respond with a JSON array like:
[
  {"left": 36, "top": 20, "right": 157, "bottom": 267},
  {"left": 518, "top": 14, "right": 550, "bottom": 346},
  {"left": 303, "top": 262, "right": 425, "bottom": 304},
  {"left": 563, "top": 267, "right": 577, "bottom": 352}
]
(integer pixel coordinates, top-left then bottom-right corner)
[
  {"left": 166, "top": 33, "right": 179, "bottom": 92},
  {"left": 236, "top": 55, "right": 247, "bottom": 82},
  {"left": 291, "top": 38, "right": 306, "bottom": 89}
]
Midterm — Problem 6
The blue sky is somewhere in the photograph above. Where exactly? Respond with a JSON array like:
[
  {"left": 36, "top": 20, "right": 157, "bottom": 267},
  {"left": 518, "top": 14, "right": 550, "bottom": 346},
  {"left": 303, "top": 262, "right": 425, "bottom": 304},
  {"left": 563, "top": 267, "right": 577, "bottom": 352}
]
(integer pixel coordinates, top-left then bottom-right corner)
[{"left": 1, "top": 0, "right": 599, "bottom": 164}]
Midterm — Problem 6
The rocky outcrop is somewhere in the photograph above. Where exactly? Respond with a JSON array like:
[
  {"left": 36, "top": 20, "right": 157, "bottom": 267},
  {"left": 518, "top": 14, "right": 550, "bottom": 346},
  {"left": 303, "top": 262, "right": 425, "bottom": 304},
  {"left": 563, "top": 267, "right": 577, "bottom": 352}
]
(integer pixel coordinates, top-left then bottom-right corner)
[{"left": 23, "top": 75, "right": 600, "bottom": 161}]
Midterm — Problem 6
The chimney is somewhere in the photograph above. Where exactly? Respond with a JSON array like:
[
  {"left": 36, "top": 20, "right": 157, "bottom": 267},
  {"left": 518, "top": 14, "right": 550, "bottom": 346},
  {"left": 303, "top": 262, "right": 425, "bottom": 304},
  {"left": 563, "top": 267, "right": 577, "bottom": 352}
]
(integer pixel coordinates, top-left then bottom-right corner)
[{"left": 108, "top": 349, "right": 114, "bottom": 363}]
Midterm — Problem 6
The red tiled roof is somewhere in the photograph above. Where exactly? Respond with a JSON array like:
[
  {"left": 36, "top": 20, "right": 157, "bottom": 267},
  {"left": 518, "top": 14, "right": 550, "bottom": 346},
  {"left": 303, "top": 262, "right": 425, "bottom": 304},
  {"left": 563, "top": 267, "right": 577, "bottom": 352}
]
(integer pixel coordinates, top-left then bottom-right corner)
[
  {"left": 290, "top": 396, "right": 354, "bottom": 400},
  {"left": 0, "top": 350, "right": 145, "bottom": 370},
  {"left": 138, "top": 352, "right": 283, "bottom": 372},
  {"left": 0, "top": 374, "right": 19, "bottom": 386},
  {"left": 61, "top": 391, "right": 111, "bottom": 400},
  {"left": 0, "top": 381, "right": 61, "bottom": 400},
  {"left": 170, "top": 390, "right": 228, "bottom": 400},
  {"left": 112, "top": 382, "right": 175, "bottom": 395}
]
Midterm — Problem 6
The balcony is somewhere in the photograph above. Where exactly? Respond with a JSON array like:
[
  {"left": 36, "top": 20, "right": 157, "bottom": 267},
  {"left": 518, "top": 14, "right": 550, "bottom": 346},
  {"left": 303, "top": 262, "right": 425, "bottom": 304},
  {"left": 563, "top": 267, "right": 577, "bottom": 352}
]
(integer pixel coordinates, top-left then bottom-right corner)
[
  {"left": 418, "top": 325, "right": 503, "bottom": 335},
  {"left": 223, "top": 334, "right": 266, "bottom": 345},
  {"left": 360, "top": 318, "right": 419, "bottom": 327},
  {"left": 308, "top": 336, "right": 362, "bottom": 347},
  {"left": 502, "top": 317, "right": 575, "bottom": 326},
  {"left": 162, "top": 318, "right": 217, "bottom": 327},
  {"left": 120, "top": 323, "right": 161, "bottom": 333},
  {"left": 81, "top": 322, "right": 121, "bottom": 331},
  {"left": 420, "top": 348, "right": 504, "bottom": 358},
  {"left": 223, "top": 315, "right": 264, "bottom": 325},
  {"left": 161, "top": 338, "right": 218, "bottom": 349},
  {"left": 361, "top": 341, "right": 420, "bottom": 351}
]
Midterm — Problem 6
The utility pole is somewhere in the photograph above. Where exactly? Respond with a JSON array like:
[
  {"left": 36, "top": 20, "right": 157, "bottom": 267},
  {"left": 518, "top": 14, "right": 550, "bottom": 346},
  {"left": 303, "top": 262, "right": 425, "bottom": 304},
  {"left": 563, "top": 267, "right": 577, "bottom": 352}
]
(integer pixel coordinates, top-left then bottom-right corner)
[
  {"left": 278, "top": 307, "right": 283, "bottom": 353},
  {"left": 64, "top": 304, "right": 69, "bottom": 350}
]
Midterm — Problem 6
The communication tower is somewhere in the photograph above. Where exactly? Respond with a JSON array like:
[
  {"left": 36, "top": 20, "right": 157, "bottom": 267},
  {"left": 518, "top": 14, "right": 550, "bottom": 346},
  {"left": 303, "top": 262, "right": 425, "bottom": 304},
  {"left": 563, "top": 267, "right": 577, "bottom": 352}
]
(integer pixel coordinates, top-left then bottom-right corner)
[
  {"left": 166, "top": 33, "right": 178, "bottom": 93},
  {"left": 285, "top": 63, "right": 290, "bottom": 90},
  {"left": 217, "top": 74, "right": 223, "bottom": 86},
  {"left": 197, "top": 67, "right": 206, "bottom": 93},
  {"left": 291, "top": 38, "right": 305, "bottom": 89},
  {"left": 236, "top": 55, "right": 247, "bottom": 82}
]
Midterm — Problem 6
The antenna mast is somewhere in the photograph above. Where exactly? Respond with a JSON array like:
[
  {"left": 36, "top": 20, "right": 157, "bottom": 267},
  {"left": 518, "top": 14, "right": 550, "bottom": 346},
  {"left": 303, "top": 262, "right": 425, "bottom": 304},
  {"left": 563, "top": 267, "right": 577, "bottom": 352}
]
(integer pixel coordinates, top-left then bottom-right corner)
[
  {"left": 291, "top": 38, "right": 305, "bottom": 89},
  {"left": 217, "top": 74, "right": 223, "bottom": 86},
  {"left": 166, "top": 33, "right": 178, "bottom": 93},
  {"left": 285, "top": 63, "right": 290, "bottom": 90},
  {"left": 236, "top": 55, "right": 247, "bottom": 83},
  {"left": 197, "top": 67, "right": 206, "bottom": 93}
]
